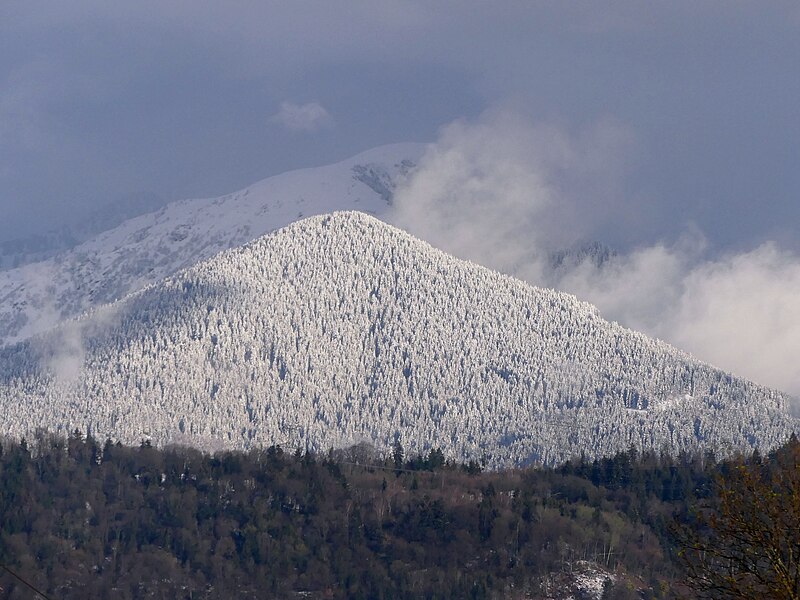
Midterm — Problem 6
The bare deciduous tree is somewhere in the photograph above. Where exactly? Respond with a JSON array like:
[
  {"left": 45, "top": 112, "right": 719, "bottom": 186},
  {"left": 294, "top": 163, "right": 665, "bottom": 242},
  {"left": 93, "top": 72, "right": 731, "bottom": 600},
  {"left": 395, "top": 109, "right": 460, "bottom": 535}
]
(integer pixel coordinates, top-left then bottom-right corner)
[{"left": 679, "top": 435, "right": 800, "bottom": 600}]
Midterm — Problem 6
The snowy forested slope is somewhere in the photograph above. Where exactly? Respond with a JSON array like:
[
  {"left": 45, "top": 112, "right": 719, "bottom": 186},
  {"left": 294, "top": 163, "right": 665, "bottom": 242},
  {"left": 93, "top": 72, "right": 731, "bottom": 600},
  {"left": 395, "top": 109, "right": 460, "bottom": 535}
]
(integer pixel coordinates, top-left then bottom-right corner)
[
  {"left": 0, "top": 144, "right": 421, "bottom": 347},
  {"left": 0, "top": 212, "right": 794, "bottom": 466}
]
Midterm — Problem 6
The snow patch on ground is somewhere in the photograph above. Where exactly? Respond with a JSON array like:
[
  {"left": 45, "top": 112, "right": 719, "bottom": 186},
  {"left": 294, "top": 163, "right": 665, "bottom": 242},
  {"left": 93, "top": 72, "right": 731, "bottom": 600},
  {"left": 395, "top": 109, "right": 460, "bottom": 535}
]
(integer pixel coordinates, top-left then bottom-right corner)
[{"left": 573, "top": 561, "right": 614, "bottom": 599}]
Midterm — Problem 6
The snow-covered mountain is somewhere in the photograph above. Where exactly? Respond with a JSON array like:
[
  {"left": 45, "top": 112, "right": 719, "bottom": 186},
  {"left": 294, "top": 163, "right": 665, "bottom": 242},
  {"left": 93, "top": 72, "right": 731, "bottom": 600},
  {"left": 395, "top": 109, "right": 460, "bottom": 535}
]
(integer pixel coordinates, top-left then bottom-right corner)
[
  {"left": 0, "top": 144, "right": 422, "bottom": 347},
  {"left": 1, "top": 212, "right": 793, "bottom": 466}
]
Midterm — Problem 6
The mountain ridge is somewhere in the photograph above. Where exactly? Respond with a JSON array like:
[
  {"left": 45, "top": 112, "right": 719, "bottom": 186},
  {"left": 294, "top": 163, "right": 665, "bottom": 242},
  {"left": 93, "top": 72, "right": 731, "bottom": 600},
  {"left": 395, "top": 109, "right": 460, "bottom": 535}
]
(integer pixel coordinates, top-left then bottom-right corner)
[
  {"left": 0, "top": 144, "right": 424, "bottom": 347},
  {"left": 1, "top": 211, "right": 793, "bottom": 466}
]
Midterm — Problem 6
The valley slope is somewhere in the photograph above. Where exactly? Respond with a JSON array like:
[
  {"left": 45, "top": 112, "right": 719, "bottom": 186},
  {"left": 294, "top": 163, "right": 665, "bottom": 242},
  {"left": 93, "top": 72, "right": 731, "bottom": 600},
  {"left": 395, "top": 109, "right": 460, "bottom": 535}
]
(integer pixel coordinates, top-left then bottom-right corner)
[{"left": 0, "top": 212, "right": 793, "bottom": 466}]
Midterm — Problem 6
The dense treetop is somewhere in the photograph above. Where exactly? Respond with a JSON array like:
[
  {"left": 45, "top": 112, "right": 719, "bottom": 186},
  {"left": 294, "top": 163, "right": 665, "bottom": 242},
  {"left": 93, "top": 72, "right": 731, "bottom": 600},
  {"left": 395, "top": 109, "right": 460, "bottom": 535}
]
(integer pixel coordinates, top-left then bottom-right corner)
[{"left": 0, "top": 431, "right": 736, "bottom": 599}]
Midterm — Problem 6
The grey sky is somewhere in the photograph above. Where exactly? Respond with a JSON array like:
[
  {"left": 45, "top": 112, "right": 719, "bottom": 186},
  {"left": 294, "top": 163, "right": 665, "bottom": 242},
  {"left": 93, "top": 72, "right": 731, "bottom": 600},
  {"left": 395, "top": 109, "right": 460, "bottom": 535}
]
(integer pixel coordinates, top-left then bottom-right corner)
[{"left": 1, "top": 1, "right": 799, "bottom": 253}]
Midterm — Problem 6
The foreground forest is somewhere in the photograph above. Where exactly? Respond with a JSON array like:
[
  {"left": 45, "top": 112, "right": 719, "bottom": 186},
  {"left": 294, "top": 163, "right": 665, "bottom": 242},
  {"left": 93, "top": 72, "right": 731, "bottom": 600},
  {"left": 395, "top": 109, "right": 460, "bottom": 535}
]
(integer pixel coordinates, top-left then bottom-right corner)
[{"left": 1, "top": 432, "right": 798, "bottom": 599}]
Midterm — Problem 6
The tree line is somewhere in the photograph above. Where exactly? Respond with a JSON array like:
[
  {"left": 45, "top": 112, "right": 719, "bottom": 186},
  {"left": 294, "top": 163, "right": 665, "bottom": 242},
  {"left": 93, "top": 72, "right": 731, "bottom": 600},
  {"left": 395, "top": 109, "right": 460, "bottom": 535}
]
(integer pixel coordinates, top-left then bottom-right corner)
[{"left": 1, "top": 431, "right": 797, "bottom": 599}]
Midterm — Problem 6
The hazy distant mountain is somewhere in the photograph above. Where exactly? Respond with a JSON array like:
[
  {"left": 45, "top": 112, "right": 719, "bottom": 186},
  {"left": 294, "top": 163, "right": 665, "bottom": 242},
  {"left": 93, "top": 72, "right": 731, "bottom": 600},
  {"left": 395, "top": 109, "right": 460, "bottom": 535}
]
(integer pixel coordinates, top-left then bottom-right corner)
[
  {"left": 0, "top": 192, "right": 165, "bottom": 269},
  {"left": 0, "top": 144, "right": 422, "bottom": 347},
  {"left": 549, "top": 241, "right": 617, "bottom": 273},
  {"left": 1, "top": 212, "right": 793, "bottom": 466}
]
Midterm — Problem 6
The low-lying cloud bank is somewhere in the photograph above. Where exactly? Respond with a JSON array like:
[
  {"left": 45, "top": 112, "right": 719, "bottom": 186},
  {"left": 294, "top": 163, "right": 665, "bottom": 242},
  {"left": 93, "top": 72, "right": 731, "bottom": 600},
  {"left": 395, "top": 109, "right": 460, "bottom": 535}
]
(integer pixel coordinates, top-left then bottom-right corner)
[{"left": 391, "top": 110, "right": 800, "bottom": 400}]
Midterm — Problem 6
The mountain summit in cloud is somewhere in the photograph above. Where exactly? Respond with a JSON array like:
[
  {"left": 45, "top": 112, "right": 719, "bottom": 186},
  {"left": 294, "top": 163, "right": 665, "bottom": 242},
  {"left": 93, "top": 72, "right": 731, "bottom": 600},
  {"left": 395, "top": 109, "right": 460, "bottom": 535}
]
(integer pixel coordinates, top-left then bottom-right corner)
[{"left": 1, "top": 212, "right": 793, "bottom": 466}]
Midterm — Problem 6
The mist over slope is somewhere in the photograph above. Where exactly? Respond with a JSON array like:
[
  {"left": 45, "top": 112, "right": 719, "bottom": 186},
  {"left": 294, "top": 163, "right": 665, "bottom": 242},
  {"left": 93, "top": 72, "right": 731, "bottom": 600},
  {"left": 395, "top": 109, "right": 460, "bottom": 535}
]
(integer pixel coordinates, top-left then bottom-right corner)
[
  {"left": 0, "top": 212, "right": 793, "bottom": 466},
  {"left": 0, "top": 144, "right": 422, "bottom": 347},
  {"left": 387, "top": 112, "right": 800, "bottom": 399}
]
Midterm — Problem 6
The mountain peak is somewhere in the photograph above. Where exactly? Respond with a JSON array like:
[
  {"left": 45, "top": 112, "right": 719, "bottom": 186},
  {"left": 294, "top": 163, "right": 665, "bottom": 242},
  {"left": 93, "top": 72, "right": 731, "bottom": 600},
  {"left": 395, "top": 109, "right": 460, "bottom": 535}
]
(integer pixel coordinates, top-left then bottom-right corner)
[{"left": 1, "top": 212, "right": 793, "bottom": 466}]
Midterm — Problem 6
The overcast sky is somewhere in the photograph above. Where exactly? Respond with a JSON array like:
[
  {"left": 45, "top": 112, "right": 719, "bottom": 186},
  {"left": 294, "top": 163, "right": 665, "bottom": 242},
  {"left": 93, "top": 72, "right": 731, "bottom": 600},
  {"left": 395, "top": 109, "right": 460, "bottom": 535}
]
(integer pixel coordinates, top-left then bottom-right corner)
[
  {"left": 2, "top": 1, "right": 799, "bottom": 251},
  {"left": 2, "top": 2, "right": 800, "bottom": 396}
]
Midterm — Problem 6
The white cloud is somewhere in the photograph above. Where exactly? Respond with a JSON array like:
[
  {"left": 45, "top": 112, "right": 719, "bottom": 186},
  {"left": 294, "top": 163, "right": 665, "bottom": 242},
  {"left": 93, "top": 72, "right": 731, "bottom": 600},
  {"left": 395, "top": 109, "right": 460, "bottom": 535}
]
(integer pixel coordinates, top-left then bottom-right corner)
[
  {"left": 270, "top": 101, "right": 334, "bottom": 133},
  {"left": 560, "top": 241, "right": 800, "bottom": 399},
  {"left": 556, "top": 229, "right": 707, "bottom": 334},
  {"left": 31, "top": 298, "right": 123, "bottom": 390},
  {"left": 391, "top": 108, "right": 633, "bottom": 282},
  {"left": 662, "top": 244, "right": 800, "bottom": 397},
  {"left": 391, "top": 109, "right": 800, "bottom": 400}
]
